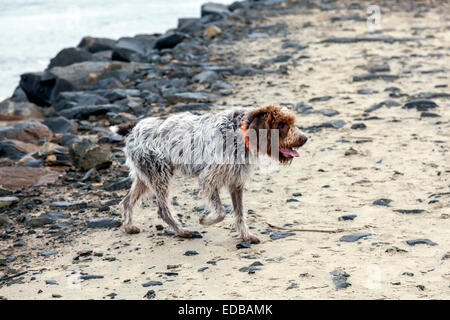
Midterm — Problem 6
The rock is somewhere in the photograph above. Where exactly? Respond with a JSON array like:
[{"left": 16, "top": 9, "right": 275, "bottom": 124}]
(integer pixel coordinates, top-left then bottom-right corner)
[
  {"left": 239, "top": 261, "right": 263, "bottom": 274},
  {"left": 193, "top": 70, "right": 219, "bottom": 84},
  {"left": 103, "top": 177, "right": 132, "bottom": 191},
  {"left": 339, "top": 232, "right": 371, "bottom": 242},
  {"left": 48, "top": 47, "right": 100, "bottom": 68},
  {"left": 393, "top": 209, "right": 424, "bottom": 214},
  {"left": 40, "top": 251, "right": 58, "bottom": 257},
  {"left": 0, "top": 215, "right": 14, "bottom": 226},
  {"left": 420, "top": 112, "right": 440, "bottom": 118},
  {"left": 442, "top": 253, "right": 450, "bottom": 260},
  {"left": 79, "top": 275, "right": 104, "bottom": 280},
  {"left": 0, "top": 99, "right": 44, "bottom": 119},
  {"left": 201, "top": 3, "right": 231, "bottom": 20},
  {"left": 69, "top": 139, "right": 112, "bottom": 170},
  {"left": 248, "top": 33, "right": 269, "bottom": 39},
  {"left": 211, "top": 80, "right": 233, "bottom": 90},
  {"left": 78, "top": 36, "right": 116, "bottom": 53},
  {"left": 144, "top": 290, "right": 156, "bottom": 299},
  {"left": 59, "top": 104, "right": 122, "bottom": 120},
  {"left": 172, "top": 103, "right": 211, "bottom": 112},
  {"left": 270, "top": 231, "right": 295, "bottom": 240},
  {"left": 142, "top": 281, "right": 163, "bottom": 287},
  {"left": 154, "top": 33, "right": 185, "bottom": 51},
  {"left": 204, "top": 25, "right": 222, "bottom": 38},
  {"left": 406, "top": 239, "right": 437, "bottom": 246},
  {"left": 165, "top": 92, "right": 217, "bottom": 104},
  {"left": 351, "top": 123, "right": 367, "bottom": 130},
  {"left": 373, "top": 198, "right": 392, "bottom": 207},
  {"left": 403, "top": 99, "right": 439, "bottom": 111},
  {"left": 281, "top": 41, "right": 308, "bottom": 51},
  {"left": 50, "top": 201, "right": 87, "bottom": 211},
  {"left": 20, "top": 62, "right": 109, "bottom": 106},
  {"left": 330, "top": 269, "right": 351, "bottom": 289},
  {"left": 26, "top": 214, "right": 55, "bottom": 227},
  {"left": 87, "top": 218, "right": 121, "bottom": 229},
  {"left": 0, "top": 121, "right": 52, "bottom": 144},
  {"left": 184, "top": 250, "right": 199, "bottom": 256},
  {"left": 0, "top": 139, "right": 39, "bottom": 161},
  {"left": 0, "top": 167, "right": 62, "bottom": 191},
  {"left": 369, "top": 65, "right": 390, "bottom": 73},
  {"left": 236, "top": 242, "right": 251, "bottom": 249},
  {"left": 353, "top": 73, "right": 398, "bottom": 82},
  {"left": 191, "top": 231, "right": 203, "bottom": 239},
  {"left": 43, "top": 117, "right": 77, "bottom": 134},
  {"left": 53, "top": 92, "right": 109, "bottom": 112},
  {"left": 339, "top": 214, "right": 357, "bottom": 221},
  {"left": 45, "top": 280, "right": 58, "bottom": 285},
  {"left": 416, "top": 285, "right": 425, "bottom": 291},
  {"left": 112, "top": 35, "right": 156, "bottom": 62}
]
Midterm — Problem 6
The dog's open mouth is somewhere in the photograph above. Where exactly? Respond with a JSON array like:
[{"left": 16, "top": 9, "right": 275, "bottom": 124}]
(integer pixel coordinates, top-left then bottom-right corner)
[{"left": 279, "top": 147, "right": 300, "bottom": 158}]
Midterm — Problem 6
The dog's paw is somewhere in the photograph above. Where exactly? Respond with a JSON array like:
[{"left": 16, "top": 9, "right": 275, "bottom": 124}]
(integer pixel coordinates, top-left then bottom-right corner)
[
  {"left": 199, "top": 214, "right": 225, "bottom": 226},
  {"left": 243, "top": 234, "right": 260, "bottom": 244},
  {"left": 124, "top": 225, "right": 141, "bottom": 234}
]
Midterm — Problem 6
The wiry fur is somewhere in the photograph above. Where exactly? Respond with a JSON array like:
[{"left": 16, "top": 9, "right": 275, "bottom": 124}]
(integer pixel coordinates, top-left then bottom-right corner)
[{"left": 118, "top": 105, "right": 307, "bottom": 243}]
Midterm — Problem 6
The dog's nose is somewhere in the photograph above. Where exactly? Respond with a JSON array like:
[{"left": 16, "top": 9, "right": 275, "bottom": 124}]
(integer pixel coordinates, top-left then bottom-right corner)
[{"left": 300, "top": 135, "right": 308, "bottom": 146}]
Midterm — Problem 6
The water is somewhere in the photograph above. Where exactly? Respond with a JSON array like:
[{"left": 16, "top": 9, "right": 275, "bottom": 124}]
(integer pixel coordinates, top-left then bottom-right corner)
[{"left": 0, "top": 0, "right": 233, "bottom": 101}]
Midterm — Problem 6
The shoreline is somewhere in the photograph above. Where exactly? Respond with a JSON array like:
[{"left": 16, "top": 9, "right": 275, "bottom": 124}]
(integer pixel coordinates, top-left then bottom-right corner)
[{"left": 1, "top": 0, "right": 449, "bottom": 300}]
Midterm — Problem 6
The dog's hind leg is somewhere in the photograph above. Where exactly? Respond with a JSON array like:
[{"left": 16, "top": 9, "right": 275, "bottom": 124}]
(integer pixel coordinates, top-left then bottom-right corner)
[
  {"left": 146, "top": 171, "right": 195, "bottom": 238},
  {"left": 121, "top": 178, "right": 147, "bottom": 234},
  {"left": 229, "top": 184, "right": 260, "bottom": 244},
  {"left": 199, "top": 185, "right": 226, "bottom": 226}
]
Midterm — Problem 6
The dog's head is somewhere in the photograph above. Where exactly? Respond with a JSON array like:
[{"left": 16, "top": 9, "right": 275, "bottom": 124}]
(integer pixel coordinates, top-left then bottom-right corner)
[{"left": 245, "top": 105, "right": 307, "bottom": 163}]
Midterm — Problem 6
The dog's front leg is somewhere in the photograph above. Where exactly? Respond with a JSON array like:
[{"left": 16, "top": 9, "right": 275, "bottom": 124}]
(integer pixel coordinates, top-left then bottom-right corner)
[{"left": 229, "top": 185, "right": 260, "bottom": 244}]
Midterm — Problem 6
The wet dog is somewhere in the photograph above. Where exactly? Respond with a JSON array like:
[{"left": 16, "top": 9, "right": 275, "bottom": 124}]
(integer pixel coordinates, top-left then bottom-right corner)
[{"left": 114, "top": 105, "right": 307, "bottom": 243}]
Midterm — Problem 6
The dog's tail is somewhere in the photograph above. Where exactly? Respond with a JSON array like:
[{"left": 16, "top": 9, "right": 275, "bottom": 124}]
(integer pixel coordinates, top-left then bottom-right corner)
[{"left": 110, "top": 122, "right": 136, "bottom": 136}]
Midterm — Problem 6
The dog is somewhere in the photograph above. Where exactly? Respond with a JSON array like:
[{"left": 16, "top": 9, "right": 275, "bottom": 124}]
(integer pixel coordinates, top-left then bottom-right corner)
[{"left": 113, "top": 105, "right": 307, "bottom": 244}]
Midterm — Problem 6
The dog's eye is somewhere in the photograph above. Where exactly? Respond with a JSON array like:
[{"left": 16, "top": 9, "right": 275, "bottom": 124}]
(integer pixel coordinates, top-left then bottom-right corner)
[{"left": 278, "top": 122, "right": 285, "bottom": 129}]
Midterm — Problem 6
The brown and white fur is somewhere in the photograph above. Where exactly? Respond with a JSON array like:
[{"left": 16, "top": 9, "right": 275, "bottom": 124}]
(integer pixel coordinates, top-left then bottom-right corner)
[{"left": 114, "top": 105, "right": 307, "bottom": 244}]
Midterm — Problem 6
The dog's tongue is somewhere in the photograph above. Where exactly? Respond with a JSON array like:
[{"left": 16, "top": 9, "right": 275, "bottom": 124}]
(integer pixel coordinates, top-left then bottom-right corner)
[{"left": 279, "top": 147, "right": 299, "bottom": 158}]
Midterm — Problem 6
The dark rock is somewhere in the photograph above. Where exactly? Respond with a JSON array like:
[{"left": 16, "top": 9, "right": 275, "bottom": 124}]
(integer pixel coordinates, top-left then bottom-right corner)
[
  {"left": 0, "top": 215, "right": 14, "bottom": 226},
  {"left": 103, "top": 177, "right": 132, "bottom": 191},
  {"left": 393, "top": 209, "right": 424, "bottom": 214},
  {"left": 144, "top": 290, "right": 156, "bottom": 299},
  {"left": 59, "top": 104, "right": 122, "bottom": 120},
  {"left": 142, "top": 281, "right": 163, "bottom": 287},
  {"left": 0, "top": 140, "right": 38, "bottom": 161},
  {"left": 165, "top": 92, "right": 217, "bottom": 104},
  {"left": 69, "top": 139, "right": 112, "bottom": 170},
  {"left": 406, "top": 239, "right": 437, "bottom": 246},
  {"left": 40, "top": 251, "right": 58, "bottom": 257},
  {"left": 211, "top": 80, "right": 233, "bottom": 91},
  {"left": 50, "top": 201, "right": 87, "bottom": 211},
  {"left": 48, "top": 47, "right": 100, "bottom": 68},
  {"left": 369, "top": 65, "right": 390, "bottom": 73},
  {"left": 43, "top": 117, "right": 77, "bottom": 134},
  {"left": 52, "top": 92, "right": 109, "bottom": 112},
  {"left": 87, "top": 218, "right": 122, "bottom": 229},
  {"left": 353, "top": 73, "right": 398, "bottom": 82},
  {"left": 0, "top": 120, "right": 52, "bottom": 144},
  {"left": 441, "top": 253, "right": 450, "bottom": 260},
  {"left": 420, "top": 112, "right": 440, "bottom": 118},
  {"left": 172, "top": 103, "right": 211, "bottom": 112},
  {"left": 236, "top": 242, "right": 251, "bottom": 249},
  {"left": 373, "top": 198, "right": 392, "bottom": 207},
  {"left": 339, "top": 214, "right": 357, "bottom": 221},
  {"left": 78, "top": 36, "right": 116, "bottom": 53},
  {"left": 154, "top": 33, "right": 186, "bottom": 50},
  {"left": 330, "top": 269, "right": 351, "bottom": 290},
  {"left": 351, "top": 123, "right": 367, "bottom": 130},
  {"left": 112, "top": 35, "right": 156, "bottom": 62},
  {"left": 191, "top": 231, "right": 203, "bottom": 239},
  {"left": 416, "top": 285, "right": 425, "bottom": 291},
  {"left": 79, "top": 274, "right": 104, "bottom": 280},
  {"left": 321, "top": 36, "right": 417, "bottom": 44},
  {"left": 26, "top": 214, "right": 55, "bottom": 227},
  {"left": 403, "top": 99, "right": 439, "bottom": 111},
  {"left": 184, "top": 250, "right": 199, "bottom": 256},
  {"left": 281, "top": 41, "right": 308, "bottom": 51},
  {"left": 339, "top": 232, "right": 371, "bottom": 242},
  {"left": 198, "top": 267, "right": 208, "bottom": 272},
  {"left": 201, "top": 2, "right": 231, "bottom": 20},
  {"left": 45, "top": 280, "right": 58, "bottom": 285},
  {"left": 270, "top": 231, "right": 295, "bottom": 240},
  {"left": 309, "top": 96, "right": 332, "bottom": 102}
]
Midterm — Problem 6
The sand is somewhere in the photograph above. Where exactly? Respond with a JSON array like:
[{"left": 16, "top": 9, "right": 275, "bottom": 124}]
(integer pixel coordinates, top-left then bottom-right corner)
[{"left": 1, "top": 4, "right": 449, "bottom": 300}]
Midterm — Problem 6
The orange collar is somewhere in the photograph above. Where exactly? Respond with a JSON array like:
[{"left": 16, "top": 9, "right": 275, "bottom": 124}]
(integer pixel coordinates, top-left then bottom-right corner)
[{"left": 240, "top": 115, "right": 250, "bottom": 151}]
